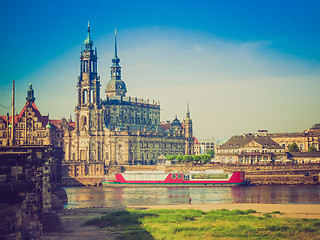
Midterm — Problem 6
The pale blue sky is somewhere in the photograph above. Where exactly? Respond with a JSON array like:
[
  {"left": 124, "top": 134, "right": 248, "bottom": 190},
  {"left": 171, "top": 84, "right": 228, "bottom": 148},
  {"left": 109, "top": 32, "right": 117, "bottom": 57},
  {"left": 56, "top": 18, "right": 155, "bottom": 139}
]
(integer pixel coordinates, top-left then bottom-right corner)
[{"left": 0, "top": 0, "right": 319, "bottom": 140}]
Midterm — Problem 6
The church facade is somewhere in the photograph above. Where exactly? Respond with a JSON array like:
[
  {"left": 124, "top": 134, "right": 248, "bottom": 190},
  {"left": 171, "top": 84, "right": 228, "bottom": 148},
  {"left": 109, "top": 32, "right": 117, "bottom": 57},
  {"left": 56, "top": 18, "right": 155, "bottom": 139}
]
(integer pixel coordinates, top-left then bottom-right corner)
[{"left": 62, "top": 25, "right": 194, "bottom": 176}]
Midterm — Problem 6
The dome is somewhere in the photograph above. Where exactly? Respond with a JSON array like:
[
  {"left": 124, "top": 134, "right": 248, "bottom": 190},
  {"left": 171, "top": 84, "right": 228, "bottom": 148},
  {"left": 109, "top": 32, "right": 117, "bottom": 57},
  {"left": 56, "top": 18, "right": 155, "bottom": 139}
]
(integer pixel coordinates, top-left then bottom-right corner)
[
  {"left": 105, "top": 80, "right": 127, "bottom": 96},
  {"left": 171, "top": 116, "right": 181, "bottom": 126},
  {"left": 46, "top": 123, "right": 51, "bottom": 129}
]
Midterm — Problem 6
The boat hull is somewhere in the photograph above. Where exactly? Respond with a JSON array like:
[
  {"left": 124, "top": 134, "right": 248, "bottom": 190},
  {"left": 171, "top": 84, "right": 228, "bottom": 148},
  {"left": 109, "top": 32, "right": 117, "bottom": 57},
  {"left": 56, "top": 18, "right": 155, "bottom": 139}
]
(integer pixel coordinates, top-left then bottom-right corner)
[
  {"left": 102, "top": 171, "right": 248, "bottom": 187},
  {"left": 101, "top": 182, "right": 247, "bottom": 187}
]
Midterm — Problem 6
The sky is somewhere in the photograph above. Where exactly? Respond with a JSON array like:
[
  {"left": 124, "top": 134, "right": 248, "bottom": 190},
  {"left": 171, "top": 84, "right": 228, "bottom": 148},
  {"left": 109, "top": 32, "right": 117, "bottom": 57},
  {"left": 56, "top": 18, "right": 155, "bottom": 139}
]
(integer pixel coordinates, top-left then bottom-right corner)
[{"left": 0, "top": 0, "right": 320, "bottom": 141}]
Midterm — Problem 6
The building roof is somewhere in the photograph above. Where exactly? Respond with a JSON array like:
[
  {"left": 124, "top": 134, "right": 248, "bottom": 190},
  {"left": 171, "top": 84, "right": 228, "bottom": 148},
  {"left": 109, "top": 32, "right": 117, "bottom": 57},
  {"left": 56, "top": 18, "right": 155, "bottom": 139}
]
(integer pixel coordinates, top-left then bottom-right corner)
[
  {"left": 160, "top": 121, "right": 171, "bottom": 131},
  {"left": 49, "top": 120, "right": 62, "bottom": 129},
  {"left": 0, "top": 102, "right": 49, "bottom": 127},
  {"left": 220, "top": 134, "right": 283, "bottom": 149},
  {"left": 49, "top": 119, "right": 75, "bottom": 130},
  {"left": 310, "top": 124, "right": 320, "bottom": 130}
]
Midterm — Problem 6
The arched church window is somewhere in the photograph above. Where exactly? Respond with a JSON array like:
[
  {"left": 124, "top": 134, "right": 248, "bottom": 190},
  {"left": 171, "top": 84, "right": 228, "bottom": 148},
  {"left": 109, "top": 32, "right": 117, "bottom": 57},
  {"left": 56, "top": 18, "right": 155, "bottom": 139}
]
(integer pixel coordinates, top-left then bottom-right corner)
[
  {"left": 83, "top": 90, "right": 87, "bottom": 104},
  {"left": 81, "top": 115, "right": 87, "bottom": 130},
  {"left": 84, "top": 61, "right": 87, "bottom": 72},
  {"left": 90, "top": 89, "right": 94, "bottom": 103}
]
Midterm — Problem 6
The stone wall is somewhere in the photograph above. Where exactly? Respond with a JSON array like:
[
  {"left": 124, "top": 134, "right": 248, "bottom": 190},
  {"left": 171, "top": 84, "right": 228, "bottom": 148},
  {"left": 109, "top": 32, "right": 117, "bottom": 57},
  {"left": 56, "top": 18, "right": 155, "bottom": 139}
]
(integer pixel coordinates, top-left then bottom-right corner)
[
  {"left": 61, "top": 177, "right": 105, "bottom": 186},
  {"left": 246, "top": 175, "right": 319, "bottom": 185},
  {"left": 0, "top": 146, "right": 63, "bottom": 239}
]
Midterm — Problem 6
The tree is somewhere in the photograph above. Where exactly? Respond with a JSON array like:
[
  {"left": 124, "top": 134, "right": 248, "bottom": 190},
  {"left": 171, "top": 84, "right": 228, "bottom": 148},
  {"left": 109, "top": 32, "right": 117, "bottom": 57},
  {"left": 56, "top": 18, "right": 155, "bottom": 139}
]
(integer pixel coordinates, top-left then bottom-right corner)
[
  {"left": 206, "top": 149, "right": 215, "bottom": 158},
  {"left": 182, "top": 155, "right": 193, "bottom": 163},
  {"left": 166, "top": 155, "right": 176, "bottom": 160},
  {"left": 201, "top": 154, "right": 212, "bottom": 164},
  {"left": 288, "top": 142, "right": 300, "bottom": 152},
  {"left": 308, "top": 145, "right": 317, "bottom": 152},
  {"left": 193, "top": 155, "right": 201, "bottom": 164},
  {"left": 176, "top": 155, "right": 183, "bottom": 163}
]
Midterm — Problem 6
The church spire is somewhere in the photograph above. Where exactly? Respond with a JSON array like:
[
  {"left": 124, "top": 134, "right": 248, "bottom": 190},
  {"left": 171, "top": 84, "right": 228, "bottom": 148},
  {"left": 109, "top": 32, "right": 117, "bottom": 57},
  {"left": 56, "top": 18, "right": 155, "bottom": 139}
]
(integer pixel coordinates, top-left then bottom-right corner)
[
  {"left": 186, "top": 101, "right": 190, "bottom": 118},
  {"left": 184, "top": 101, "right": 194, "bottom": 155},
  {"left": 84, "top": 22, "right": 93, "bottom": 50},
  {"left": 105, "top": 30, "right": 127, "bottom": 97},
  {"left": 26, "top": 82, "right": 35, "bottom": 104},
  {"left": 112, "top": 29, "right": 120, "bottom": 67},
  {"left": 114, "top": 29, "right": 118, "bottom": 57}
]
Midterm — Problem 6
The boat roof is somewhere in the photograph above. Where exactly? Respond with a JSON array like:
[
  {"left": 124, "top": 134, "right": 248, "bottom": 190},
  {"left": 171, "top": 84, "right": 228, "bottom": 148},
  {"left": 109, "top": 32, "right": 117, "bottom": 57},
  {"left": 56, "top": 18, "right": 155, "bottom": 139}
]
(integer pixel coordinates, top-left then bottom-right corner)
[
  {"left": 189, "top": 170, "right": 226, "bottom": 174},
  {"left": 122, "top": 170, "right": 227, "bottom": 175},
  {"left": 122, "top": 171, "right": 166, "bottom": 174}
]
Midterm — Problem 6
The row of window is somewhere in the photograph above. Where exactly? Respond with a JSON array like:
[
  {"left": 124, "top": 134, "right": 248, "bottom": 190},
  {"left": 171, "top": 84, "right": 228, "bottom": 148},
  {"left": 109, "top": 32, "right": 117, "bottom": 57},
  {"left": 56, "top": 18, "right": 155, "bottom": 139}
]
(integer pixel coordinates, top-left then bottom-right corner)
[
  {"left": 70, "top": 149, "right": 184, "bottom": 161},
  {"left": 221, "top": 155, "right": 281, "bottom": 163},
  {"left": 218, "top": 149, "right": 282, "bottom": 154},
  {"left": 139, "top": 142, "right": 183, "bottom": 149},
  {"left": 0, "top": 123, "right": 45, "bottom": 129},
  {"left": 110, "top": 107, "right": 159, "bottom": 115}
]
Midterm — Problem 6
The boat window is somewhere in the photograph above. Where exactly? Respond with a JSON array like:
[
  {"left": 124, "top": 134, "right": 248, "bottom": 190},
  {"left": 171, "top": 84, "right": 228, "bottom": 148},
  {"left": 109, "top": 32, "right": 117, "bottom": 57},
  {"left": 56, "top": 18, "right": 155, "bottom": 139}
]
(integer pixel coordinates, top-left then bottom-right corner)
[
  {"left": 177, "top": 174, "right": 182, "bottom": 179},
  {"left": 171, "top": 174, "right": 176, "bottom": 179}
]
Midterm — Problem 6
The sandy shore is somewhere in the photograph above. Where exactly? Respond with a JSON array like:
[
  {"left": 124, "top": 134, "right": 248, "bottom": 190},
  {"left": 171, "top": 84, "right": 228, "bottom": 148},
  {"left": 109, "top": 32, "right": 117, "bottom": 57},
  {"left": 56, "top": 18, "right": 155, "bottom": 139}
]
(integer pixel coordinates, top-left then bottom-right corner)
[{"left": 43, "top": 204, "right": 320, "bottom": 240}]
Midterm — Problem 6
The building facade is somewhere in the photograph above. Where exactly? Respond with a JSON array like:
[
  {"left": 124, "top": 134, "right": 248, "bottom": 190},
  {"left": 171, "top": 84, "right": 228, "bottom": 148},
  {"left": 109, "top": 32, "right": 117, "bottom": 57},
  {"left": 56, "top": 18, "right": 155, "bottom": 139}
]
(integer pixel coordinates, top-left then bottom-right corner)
[
  {"left": 194, "top": 138, "right": 215, "bottom": 155},
  {"left": 268, "top": 124, "right": 320, "bottom": 152},
  {"left": 0, "top": 83, "right": 69, "bottom": 148},
  {"left": 62, "top": 26, "right": 194, "bottom": 177},
  {"left": 216, "top": 134, "right": 287, "bottom": 164}
]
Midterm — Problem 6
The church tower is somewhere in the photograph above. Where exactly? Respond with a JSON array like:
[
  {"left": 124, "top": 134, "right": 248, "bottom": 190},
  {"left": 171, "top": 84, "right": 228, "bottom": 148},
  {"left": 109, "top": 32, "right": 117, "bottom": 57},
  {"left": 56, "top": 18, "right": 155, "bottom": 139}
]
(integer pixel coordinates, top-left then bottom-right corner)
[
  {"left": 105, "top": 30, "right": 127, "bottom": 97},
  {"left": 75, "top": 23, "right": 102, "bottom": 136},
  {"left": 26, "top": 83, "right": 35, "bottom": 104},
  {"left": 184, "top": 102, "right": 194, "bottom": 155}
]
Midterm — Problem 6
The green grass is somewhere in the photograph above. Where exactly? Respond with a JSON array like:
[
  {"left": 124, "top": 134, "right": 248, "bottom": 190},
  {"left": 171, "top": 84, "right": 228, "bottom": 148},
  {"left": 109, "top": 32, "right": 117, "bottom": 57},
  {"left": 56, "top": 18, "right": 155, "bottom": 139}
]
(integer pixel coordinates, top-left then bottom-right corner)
[{"left": 85, "top": 208, "right": 320, "bottom": 240}]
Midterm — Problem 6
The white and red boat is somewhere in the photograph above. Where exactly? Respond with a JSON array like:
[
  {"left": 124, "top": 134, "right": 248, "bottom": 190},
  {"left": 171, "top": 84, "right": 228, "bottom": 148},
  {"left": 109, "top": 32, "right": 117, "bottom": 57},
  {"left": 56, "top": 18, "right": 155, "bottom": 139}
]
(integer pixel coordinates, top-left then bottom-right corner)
[{"left": 102, "top": 170, "right": 247, "bottom": 186}]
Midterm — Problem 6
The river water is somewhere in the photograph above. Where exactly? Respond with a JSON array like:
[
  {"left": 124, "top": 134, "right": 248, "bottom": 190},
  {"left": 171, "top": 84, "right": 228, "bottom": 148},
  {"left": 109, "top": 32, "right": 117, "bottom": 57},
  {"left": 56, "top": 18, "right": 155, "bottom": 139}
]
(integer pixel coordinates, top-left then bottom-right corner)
[{"left": 63, "top": 185, "right": 320, "bottom": 209}]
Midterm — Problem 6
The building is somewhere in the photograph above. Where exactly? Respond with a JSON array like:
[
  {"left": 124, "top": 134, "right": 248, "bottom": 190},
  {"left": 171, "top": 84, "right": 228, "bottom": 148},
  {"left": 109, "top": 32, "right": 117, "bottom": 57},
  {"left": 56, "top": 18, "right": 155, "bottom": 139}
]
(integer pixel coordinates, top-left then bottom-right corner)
[
  {"left": 216, "top": 134, "right": 287, "bottom": 164},
  {"left": 0, "top": 83, "right": 70, "bottom": 148},
  {"left": 194, "top": 138, "right": 215, "bottom": 155},
  {"left": 287, "top": 152, "right": 320, "bottom": 164},
  {"left": 268, "top": 124, "right": 320, "bottom": 152},
  {"left": 62, "top": 25, "right": 194, "bottom": 177}
]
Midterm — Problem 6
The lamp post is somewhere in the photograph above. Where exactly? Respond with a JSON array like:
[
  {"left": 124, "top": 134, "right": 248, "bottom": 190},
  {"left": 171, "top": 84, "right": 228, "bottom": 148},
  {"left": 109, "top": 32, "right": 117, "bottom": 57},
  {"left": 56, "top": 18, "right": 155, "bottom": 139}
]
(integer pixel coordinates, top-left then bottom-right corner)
[{"left": 10, "top": 80, "right": 15, "bottom": 146}]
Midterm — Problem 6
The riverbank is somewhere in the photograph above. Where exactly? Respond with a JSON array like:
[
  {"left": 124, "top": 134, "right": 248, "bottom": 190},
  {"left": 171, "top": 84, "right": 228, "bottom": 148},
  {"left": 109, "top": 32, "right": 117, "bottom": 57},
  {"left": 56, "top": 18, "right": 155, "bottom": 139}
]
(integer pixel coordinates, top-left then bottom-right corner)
[
  {"left": 43, "top": 203, "right": 320, "bottom": 239},
  {"left": 129, "top": 203, "right": 320, "bottom": 219}
]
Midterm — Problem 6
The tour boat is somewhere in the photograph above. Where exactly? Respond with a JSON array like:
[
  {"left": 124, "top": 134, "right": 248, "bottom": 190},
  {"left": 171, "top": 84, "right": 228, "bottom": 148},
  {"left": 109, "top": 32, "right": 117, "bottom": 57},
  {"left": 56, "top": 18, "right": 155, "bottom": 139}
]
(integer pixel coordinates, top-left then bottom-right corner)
[{"left": 102, "top": 170, "right": 247, "bottom": 186}]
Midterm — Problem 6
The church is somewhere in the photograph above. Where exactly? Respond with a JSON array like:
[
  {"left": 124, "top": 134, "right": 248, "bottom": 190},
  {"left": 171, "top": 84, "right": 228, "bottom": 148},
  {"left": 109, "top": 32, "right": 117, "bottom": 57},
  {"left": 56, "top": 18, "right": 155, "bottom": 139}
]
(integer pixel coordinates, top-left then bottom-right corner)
[{"left": 61, "top": 25, "right": 194, "bottom": 176}]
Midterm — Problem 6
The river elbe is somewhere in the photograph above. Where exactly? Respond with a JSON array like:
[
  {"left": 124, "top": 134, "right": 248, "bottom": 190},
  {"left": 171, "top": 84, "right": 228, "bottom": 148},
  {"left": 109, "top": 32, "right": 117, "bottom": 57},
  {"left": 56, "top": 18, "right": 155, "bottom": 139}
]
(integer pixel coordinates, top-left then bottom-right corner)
[{"left": 63, "top": 185, "right": 320, "bottom": 209}]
